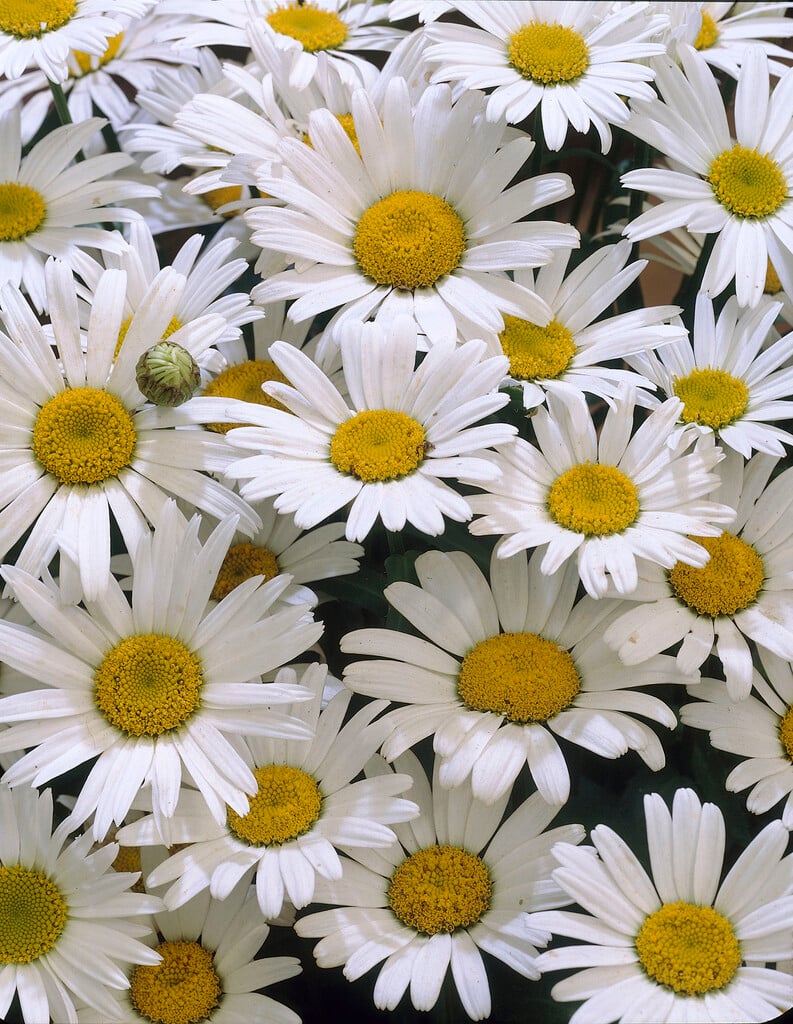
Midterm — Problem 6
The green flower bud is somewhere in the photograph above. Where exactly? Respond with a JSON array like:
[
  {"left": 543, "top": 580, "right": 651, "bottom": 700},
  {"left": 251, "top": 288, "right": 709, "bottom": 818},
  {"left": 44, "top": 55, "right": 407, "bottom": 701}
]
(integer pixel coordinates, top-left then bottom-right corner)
[{"left": 136, "top": 341, "right": 201, "bottom": 407}]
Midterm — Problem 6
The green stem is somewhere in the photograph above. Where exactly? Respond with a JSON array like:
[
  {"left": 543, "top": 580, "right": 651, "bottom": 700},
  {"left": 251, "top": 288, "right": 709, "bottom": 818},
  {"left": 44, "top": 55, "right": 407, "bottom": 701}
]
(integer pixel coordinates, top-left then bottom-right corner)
[
  {"left": 49, "top": 81, "right": 85, "bottom": 161},
  {"left": 530, "top": 108, "right": 545, "bottom": 177},
  {"left": 674, "top": 232, "right": 717, "bottom": 319}
]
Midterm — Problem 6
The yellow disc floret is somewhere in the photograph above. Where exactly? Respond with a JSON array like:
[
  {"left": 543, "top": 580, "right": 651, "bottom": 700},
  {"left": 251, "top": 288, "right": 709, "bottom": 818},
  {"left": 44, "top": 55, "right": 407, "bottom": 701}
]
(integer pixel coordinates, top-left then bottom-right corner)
[
  {"left": 129, "top": 940, "right": 222, "bottom": 1024},
  {"left": 673, "top": 368, "right": 749, "bottom": 431},
  {"left": 330, "top": 409, "right": 426, "bottom": 482},
  {"left": 508, "top": 21, "right": 590, "bottom": 84},
  {"left": 353, "top": 190, "right": 466, "bottom": 291},
  {"left": 764, "top": 259, "right": 783, "bottom": 295},
  {"left": 668, "top": 532, "right": 764, "bottom": 617},
  {"left": 708, "top": 145, "right": 788, "bottom": 219},
  {"left": 0, "top": 0, "right": 76, "bottom": 37},
  {"left": 499, "top": 316, "right": 576, "bottom": 380},
  {"left": 211, "top": 543, "right": 280, "bottom": 602},
  {"left": 548, "top": 462, "right": 640, "bottom": 536},
  {"left": 203, "top": 359, "right": 290, "bottom": 434},
  {"left": 388, "top": 845, "right": 491, "bottom": 935},
  {"left": 200, "top": 184, "right": 244, "bottom": 216},
  {"left": 0, "top": 866, "right": 67, "bottom": 964},
  {"left": 226, "top": 764, "right": 322, "bottom": 846},
  {"left": 72, "top": 31, "right": 123, "bottom": 74},
  {"left": 94, "top": 634, "right": 203, "bottom": 737},
  {"left": 636, "top": 902, "right": 741, "bottom": 996},
  {"left": 779, "top": 706, "right": 793, "bottom": 761},
  {"left": 266, "top": 1, "right": 348, "bottom": 52},
  {"left": 304, "top": 112, "right": 361, "bottom": 156},
  {"left": 458, "top": 632, "right": 580, "bottom": 723},
  {"left": 32, "top": 387, "right": 136, "bottom": 485},
  {"left": 0, "top": 181, "right": 46, "bottom": 241},
  {"left": 694, "top": 12, "right": 720, "bottom": 50}
]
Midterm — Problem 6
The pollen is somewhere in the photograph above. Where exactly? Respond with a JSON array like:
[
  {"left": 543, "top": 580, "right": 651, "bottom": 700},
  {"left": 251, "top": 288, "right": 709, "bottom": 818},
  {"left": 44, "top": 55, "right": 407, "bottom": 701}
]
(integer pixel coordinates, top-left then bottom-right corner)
[
  {"left": 129, "top": 940, "right": 222, "bottom": 1024},
  {"left": 203, "top": 359, "right": 290, "bottom": 434},
  {"left": 353, "top": 190, "right": 466, "bottom": 291},
  {"left": 226, "top": 764, "right": 322, "bottom": 846},
  {"left": 72, "top": 30, "right": 123, "bottom": 74},
  {"left": 780, "top": 707, "right": 793, "bottom": 761},
  {"left": 499, "top": 316, "right": 576, "bottom": 380},
  {"left": 0, "top": 866, "right": 67, "bottom": 964},
  {"left": 507, "top": 21, "right": 590, "bottom": 85},
  {"left": 636, "top": 901, "right": 741, "bottom": 996},
  {"left": 708, "top": 144, "right": 788, "bottom": 219},
  {"left": 673, "top": 367, "right": 749, "bottom": 431},
  {"left": 548, "top": 462, "right": 640, "bottom": 536},
  {"left": 0, "top": 181, "right": 46, "bottom": 241},
  {"left": 32, "top": 387, "right": 136, "bottom": 485},
  {"left": 694, "top": 11, "right": 720, "bottom": 50},
  {"left": 668, "top": 532, "right": 764, "bottom": 617},
  {"left": 266, "top": 1, "right": 348, "bottom": 52},
  {"left": 211, "top": 542, "right": 280, "bottom": 602},
  {"left": 330, "top": 409, "right": 426, "bottom": 482},
  {"left": 388, "top": 845, "right": 491, "bottom": 935},
  {"left": 0, "top": 0, "right": 76, "bottom": 37},
  {"left": 94, "top": 634, "right": 203, "bottom": 738},
  {"left": 458, "top": 632, "right": 580, "bottom": 723}
]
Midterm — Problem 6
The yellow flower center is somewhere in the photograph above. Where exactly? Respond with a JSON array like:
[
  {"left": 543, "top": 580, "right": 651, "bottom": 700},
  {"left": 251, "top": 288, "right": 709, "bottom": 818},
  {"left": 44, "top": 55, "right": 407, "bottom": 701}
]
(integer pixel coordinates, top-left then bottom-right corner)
[
  {"left": 673, "top": 368, "right": 749, "bottom": 431},
  {"left": 129, "top": 940, "right": 222, "bottom": 1024},
  {"left": 226, "top": 764, "right": 322, "bottom": 846},
  {"left": 694, "top": 11, "right": 719, "bottom": 50},
  {"left": 708, "top": 145, "right": 788, "bottom": 219},
  {"left": 636, "top": 902, "right": 741, "bottom": 996},
  {"left": 32, "top": 387, "right": 136, "bottom": 485},
  {"left": 94, "top": 634, "right": 203, "bottom": 738},
  {"left": 112, "top": 844, "right": 145, "bottom": 893},
  {"left": 458, "top": 632, "right": 580, "bottom": 723},
  {"left": 330, "top": 409, "right": 426, "bottom": 482},
  {"left": 203, "top": 359, "right": 290, "bottom": 434},
  {"left": 266, "top": 1, "right": 348, "bottom": 52},
  {"left": 668, "top": 532, "right": 764, "bottom": 617},
  {"left": 508, "top": 21, "right": 590, "bottom": 84},
  {"left": 388, "top": 845, "right": 491, "bottom": 935},
  {"left": 548, "top": 462, "right": 640, "bottom": 536},
  {"left": 779, "top": 707, "right": 793, "bottom": 761},
  {"left": 72, "top": 30, "right": 123, "bottom": 74},
  {"left": 211, "top": 543, "right": 280, "bottom": 602},
  {"left": 304, "top": 112, "right": 361, "bottom": 156},
  {"left": 764, "top": 259, "right": 782, "bottom": 295},
  {"left": 0, "top": 181, "right": 46, "bottom": 241},
  {"left": 200, "top": 184, "right": 244, "bottom": 217},
  {"left": 115, "top": 314, "right": 182, "bottom": 360},
  {"left": 0, "top": 866, "right": 67, "bottom": 964},
  {"left": 353, "top": 190, "right": 466, "bottom": 291},
  {"left": 499, "top": 316, "right": 576, "bottom": 380},
  {"left": 0, "top": 0, "right": 76, "bottom": 37}
]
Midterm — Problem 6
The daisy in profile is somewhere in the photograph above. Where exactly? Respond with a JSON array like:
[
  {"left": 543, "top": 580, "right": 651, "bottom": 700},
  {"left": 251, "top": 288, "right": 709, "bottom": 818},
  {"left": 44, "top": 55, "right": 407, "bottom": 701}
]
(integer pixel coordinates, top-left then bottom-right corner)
[
  {"left": 0, "top": 502, "right": 323, "bottom": 842},
  {"left": 119, "top": 663, "right": 419, "bottom": 920},
  {"left": 343, "top": 548, "right": 691, "bottom": 807},
  {"left": 629, "top": 293, "right": 793, "bottom": 458},
  {"left": 622, "top": 47, "right": 793, "bottom": 308},
  {"left": 424, "top": 2, "right": 667, "bottom": 151},
  {"left": 295, "top": 752, "right": 585, "bottom": 1021},
  {"left": 534, "top": 788, "right": 793, "bottom": 1023},
  {"left": 0, "top": 260, "right": 259, "bottom": 600},
  {"left": 0, "top": 783, "right": 162, "bottom": 1023},
  {"left": 83, "top": 879, "right": 302, "bottom": 1024},
  {"left": 0, "top": 109, "right": 157, "bottom": 313},
  {"left": 467, "top": 387, "right": 733, "bottom": 598},
  {"left": 248, "top": 78, "right": 578, "bottom": 346},
  {"left": 225, "top": 316, "right": 516, "bottom": 543},
  {"left": 668, "top": 3, "right": 793, "bottom": 79},
  {"left": 605, "top": 451, "right": 793, "bottom": 701}
]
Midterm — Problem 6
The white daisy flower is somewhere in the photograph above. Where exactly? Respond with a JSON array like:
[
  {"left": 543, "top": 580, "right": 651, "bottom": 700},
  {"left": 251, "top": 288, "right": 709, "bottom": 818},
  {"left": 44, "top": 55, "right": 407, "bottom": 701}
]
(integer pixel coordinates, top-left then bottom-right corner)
[
  {"left": 295, "top": 751, "right": 585, "bottom": 1021},
  {"left": 0, "top": 0, "right": 150, "bottom": 82},
  {"left": 424, "top": 1, "right": 667, "bottom": 151},
  {"left": 681, "top": 648, "right": 793, "bottom": 828},
  {"left": 0, "top": 259, "right": 260, "bottom": 601},
  {"left": 0, "top": 502, "right": 323, "bottom": 842},
  {"left": 343, "top": 547, "right": 691, "bottom": 807},
  {"left": 622, "top": 46, "right": 793, "bottom": 308},
  {"left": 225, "top": 315, "right": 516, "bottom": 543},
  {"left": 119, "top": 663, "right": 419, "bottom": 920},
  {"left": 479, "top": 240, "right": 686, "bottom": 410},
  {"left": 534, "top": 788, "right": 793, "bottom": 1023},
  {"left": 0, "top": 108, "right": 157, "bottom": 313},
  {"left": 629, "top": 293, "right": 793, "bottom": 458},
  {"left": 0, "top": 783, "right": 162, "bottom": 1023},
  {"left": 81, "top": 879, "right": 302, "bottom": 1024},
  {"left": 388, "top": 1, "right": 453, "bottom": 22},
  {"left": 467, "top": 387, "right": 734, "bottom": 598},
  {"left": 248, "top": 77, "right": 579, "bottom": 347},
  {"left": 604, "top": 450, "right": 793, "bottom": 701}
]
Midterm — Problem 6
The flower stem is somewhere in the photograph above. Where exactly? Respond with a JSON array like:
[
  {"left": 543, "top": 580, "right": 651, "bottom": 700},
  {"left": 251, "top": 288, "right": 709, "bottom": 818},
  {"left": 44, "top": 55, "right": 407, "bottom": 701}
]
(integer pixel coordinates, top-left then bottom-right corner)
[{"left": 49, "top": 81, "right": 85, "bottom": 161}]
